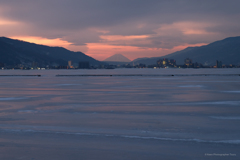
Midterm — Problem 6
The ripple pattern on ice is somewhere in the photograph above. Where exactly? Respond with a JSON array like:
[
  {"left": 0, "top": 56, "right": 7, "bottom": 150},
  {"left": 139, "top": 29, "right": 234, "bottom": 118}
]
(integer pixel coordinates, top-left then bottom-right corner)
[
  {"left": 0, "top": 97, "right": 27, "bottom": 101},
  {"left": 167, "top": 101, "right": 240, "bottom": 106},
  {"left": 222, "top": 91, "right": 240, "bottom": 93},
  {"left": 179, "top": 85, "right": 204, "bottom": 88},
  {"left": 199, "top": 101, "right": 240, "bottom": 105},
  {"left": 18, "top": 110, "right": 38, "bottom": 113},
  {"left": 210, "top": 116, "right": 240, "bottom": 120},
  {"left": 56, "top": 84, "right": 82, "bottom": 86},
  {"left": 1, "top": 128, "right": 240, "bottom": 145}
]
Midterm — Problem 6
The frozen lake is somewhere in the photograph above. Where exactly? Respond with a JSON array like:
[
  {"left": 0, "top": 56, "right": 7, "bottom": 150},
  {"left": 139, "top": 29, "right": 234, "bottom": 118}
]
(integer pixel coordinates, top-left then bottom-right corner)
[{"left": 0, "top": 68, "right": 240, "bottom": 160}]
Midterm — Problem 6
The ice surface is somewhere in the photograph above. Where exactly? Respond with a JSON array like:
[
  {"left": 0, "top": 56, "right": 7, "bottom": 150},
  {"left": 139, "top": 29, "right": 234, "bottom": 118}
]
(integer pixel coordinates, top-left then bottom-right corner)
[{"left": 0, "top": 68, "right": 240, "bottom": 160}]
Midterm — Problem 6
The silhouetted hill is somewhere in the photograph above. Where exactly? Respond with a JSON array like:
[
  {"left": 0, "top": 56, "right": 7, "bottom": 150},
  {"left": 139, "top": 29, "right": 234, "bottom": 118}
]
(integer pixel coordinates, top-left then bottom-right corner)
[
  {"left": 0, "top": 37, "right": 101, "bottom": 67},
  {"left": 133, "top": 36, "right": 240, "bottom": 65}
]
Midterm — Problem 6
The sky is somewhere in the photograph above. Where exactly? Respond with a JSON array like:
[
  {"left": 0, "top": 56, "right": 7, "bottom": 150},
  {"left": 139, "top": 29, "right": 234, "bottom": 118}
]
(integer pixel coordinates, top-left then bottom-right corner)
[{"left": 0, "top": 0, "right": 240, "bottom": 61}]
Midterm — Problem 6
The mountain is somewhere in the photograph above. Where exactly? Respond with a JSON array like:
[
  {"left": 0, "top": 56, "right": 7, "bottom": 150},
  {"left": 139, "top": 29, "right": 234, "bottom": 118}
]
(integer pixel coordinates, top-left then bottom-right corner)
[
  {"left": 104, "top": 54, "right": 131, "bottom": 62},
  {"left": 0, "top": 37, "right": 101, "bottom": 67},
  {"left": 133, "top": 36, "right": 240, "bottom": 66}
]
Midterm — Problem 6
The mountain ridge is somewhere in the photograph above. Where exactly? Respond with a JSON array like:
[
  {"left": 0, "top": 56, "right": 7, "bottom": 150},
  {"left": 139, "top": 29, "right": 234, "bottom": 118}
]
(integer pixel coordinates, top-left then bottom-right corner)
[
  {"left": 132, "top": 36, "right": 240, "bottom": 65},
  {"left": 0, "top": 37, "right": 101, "bottom": 67},
  {"left": 104, "top": 54, "right": 131, "bottom": 62}
]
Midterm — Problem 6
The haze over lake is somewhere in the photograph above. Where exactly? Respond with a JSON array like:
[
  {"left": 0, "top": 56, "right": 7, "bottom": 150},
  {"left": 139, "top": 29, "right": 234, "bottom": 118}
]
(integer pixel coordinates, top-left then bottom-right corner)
[{"left": 0, "top": 68, "right": 239, "bottom": 160}]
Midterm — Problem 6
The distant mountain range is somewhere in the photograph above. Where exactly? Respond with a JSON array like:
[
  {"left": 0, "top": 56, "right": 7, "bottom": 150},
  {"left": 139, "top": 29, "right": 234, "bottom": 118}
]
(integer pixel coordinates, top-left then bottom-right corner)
[
  {"left": 0, "top": 37, "right": 101, "bottom": 67},
  {"left": 133, "top": 36, "right": 240, "bottom": 66},
  {"left": 104, "top": 54, "right": 131, "bottom": 62},
  {"left": 1, "top": 36, "right": 240, "bottom": 67}
]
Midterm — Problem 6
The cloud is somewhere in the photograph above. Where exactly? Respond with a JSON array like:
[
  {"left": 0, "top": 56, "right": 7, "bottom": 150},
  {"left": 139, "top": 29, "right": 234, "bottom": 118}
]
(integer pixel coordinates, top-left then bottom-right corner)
[{"left": 0, "top": 0, "right": 240, "bottom": 60}]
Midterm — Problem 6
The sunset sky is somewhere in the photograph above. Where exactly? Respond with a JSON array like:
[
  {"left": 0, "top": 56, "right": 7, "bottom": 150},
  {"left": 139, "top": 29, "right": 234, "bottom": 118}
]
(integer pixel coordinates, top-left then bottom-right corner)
[{"left": 0, "top": 0, "right": 239, "bottom": 61}]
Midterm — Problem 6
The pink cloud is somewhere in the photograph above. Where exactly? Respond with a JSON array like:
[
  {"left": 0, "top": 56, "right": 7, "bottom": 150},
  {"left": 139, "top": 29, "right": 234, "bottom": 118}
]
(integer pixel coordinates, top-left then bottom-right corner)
[{"left": 10, "top": 36, "right": 72, "bottom": 47}]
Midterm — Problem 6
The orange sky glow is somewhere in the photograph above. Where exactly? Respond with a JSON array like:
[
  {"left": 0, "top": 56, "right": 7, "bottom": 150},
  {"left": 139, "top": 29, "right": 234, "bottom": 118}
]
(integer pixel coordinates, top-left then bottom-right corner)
[
  {"left": 6, "top": 20, "right": 214, "bottom": 61},
  {"left": 9, "top": 36, "right": 208, "bottom": 61},
  {"left": 85, "top": 42, "right": 208, "bottom": 61},
  {"left": 0, "top": 16, "right": 217, "bottom": 61}
]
